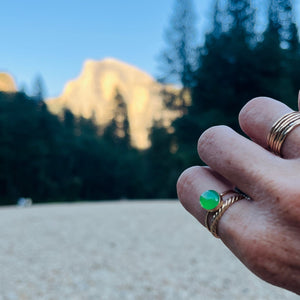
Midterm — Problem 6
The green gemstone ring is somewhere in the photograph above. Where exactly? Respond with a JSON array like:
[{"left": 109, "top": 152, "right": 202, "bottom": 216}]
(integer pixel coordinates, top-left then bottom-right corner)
[
  {"left": 199, "top": 190, "right": 221, "bottom": 212},
  {"left": 200, "top": 189, "right": 249, "bottom": 238},
  {"left": 199, "top": 189, "right": 233, "bottom": 212}
]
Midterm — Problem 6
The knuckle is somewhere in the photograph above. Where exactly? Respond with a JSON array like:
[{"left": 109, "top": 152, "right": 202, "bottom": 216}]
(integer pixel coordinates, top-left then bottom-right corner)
[
  {"left": 197, "top": 125, "right": 230, "bottom": 155},
  {"left": 238, "top": 97, "right": 272, "bottom": 130},
  {"left": 239, "top": 97, "right": 272, "bottom": 118}
]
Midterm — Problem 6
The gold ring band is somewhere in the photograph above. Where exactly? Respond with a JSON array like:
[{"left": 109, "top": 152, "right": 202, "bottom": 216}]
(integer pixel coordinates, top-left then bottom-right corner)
[
  {"left": 267, "top": 111, "right": 300, "bottom": 156},
  {"left": 204, "top": 190, "right": 246, "bottom": 238},
  {"left": 209, "top": 194, "right": 244, "bottom": 238}
]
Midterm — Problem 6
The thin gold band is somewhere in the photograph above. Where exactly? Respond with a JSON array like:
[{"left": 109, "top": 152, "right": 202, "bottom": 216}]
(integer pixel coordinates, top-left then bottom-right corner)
[
  {"left": 267, "top": 111, "right": 300, "bottom": 156},
  {"left": 204, "top": 191, "right": 245, "bottom": 238},
  {"left": 209, "top": 194, "right": 245, "bottom": 238}
]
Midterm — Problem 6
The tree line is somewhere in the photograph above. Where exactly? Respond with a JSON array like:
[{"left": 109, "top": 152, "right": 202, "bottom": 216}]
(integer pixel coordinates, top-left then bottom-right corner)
[
  {"left": 0, "top": 89, "right": 180, "bottom": 204},
  {"left": 160, "top": 0, "right": 300, "bottom": 166},
  {"left": 0, "top": 0, "right": 299, "bottom": 204}
]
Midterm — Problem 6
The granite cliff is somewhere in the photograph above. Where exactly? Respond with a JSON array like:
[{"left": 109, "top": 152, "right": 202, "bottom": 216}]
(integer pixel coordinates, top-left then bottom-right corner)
[
  {"left": 46, "top": 58, "right": 182, "bottom": 149},
  {"left": 0, "top": 73, "right": 17, "bottom": 92}
]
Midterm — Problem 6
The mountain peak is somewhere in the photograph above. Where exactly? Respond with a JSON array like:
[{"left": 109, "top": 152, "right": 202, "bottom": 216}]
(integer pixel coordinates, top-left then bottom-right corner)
[
  {"left": 82, "top": 57, "right": 155, "bottom": 83},
  {"left": 47, "top": 58, "right": 180, "bottom": 149}
]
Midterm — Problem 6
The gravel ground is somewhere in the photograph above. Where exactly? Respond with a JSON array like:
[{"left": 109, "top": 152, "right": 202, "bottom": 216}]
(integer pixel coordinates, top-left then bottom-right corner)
[{"left": 0, "top": 201, "right": 297, "bottom": 300}]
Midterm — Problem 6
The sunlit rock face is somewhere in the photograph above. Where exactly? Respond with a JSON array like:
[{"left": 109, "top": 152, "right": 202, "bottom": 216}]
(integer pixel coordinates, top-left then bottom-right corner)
[
  {"left": 47, "top": 58, "right": 181, "bottom": 149},
  {"left": 0, "top": 73, "right": 17, "bottom": 92}
]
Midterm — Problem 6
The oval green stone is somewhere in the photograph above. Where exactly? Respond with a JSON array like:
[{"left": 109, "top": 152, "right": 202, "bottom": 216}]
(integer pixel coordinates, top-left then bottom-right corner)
[{"left": 199, "top": 190, "right": 220, "bottom": 210}]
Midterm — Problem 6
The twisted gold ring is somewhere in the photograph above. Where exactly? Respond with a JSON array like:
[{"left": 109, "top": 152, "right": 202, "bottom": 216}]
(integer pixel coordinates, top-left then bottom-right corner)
[
  {"left": 209, "top": 194, "right": 244, "bottom": 238},
  {"left": 200, "top": 189, "right": 247, "bottom": 238}
]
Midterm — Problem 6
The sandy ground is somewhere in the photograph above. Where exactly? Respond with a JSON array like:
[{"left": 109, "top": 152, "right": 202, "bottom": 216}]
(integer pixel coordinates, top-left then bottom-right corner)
[{"left": 0, "top": 201, "right": 297, "bottom": 300}]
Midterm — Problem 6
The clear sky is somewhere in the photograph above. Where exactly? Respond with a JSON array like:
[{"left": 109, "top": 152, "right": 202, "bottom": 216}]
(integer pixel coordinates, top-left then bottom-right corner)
[
  {"left": 1, "top": 1, "right": 299, "bottom": 98},
  {"left": 0, "top": 0, "right": 214, "bottom": 97}
]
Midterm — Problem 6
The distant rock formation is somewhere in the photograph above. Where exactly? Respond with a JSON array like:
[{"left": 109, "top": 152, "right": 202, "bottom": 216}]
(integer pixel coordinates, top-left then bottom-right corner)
[
  {"left": 0, "top": 73, "right": 17, "bottom": 92},
  {"left": 47, "top": 58, "right": 183, "bottom": 149}
]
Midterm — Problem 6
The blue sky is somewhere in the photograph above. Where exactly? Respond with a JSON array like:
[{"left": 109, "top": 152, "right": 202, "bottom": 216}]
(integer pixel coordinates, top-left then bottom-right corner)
[
  {"left": 0, "top": 0, "right": 213, "bottom": 97},
  {"left": 1, "top": 0, "right": 299, "bottom": 97}
]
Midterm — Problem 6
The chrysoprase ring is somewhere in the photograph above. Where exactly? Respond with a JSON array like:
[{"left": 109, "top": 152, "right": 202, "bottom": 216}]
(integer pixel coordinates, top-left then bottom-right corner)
[
  {"left": 201, "top": 189, "right": 249, "bottom": 237},
  {"left": 199, "top": 189, "right": 233, "bottom": 212}
]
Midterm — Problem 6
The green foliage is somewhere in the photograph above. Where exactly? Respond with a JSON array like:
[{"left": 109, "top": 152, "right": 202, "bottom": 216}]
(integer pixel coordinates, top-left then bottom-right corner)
[
  {"left": 0, "top": 92, "right": 145, "bottom": 204},
  {"left": 158, "top": 0, "right": 197, "bottom": 87},
  {"left": 1, "top": 1, "right": 300, "bottom": 203},
  {"left": 103, "top": 89, "right": 131, "bottom": 149},
  {"left": 144, "top": 122, "right": 183, "bottom": 198},
  {"left": 170, "top": 0, "right": 300, "bottom": 178},
  {"left": 32, "top": 74, "right": 46, "bottom": 102}
]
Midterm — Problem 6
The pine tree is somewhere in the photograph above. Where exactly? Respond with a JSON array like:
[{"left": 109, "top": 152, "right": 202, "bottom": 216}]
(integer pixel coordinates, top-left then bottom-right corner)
[
  {"left": 253, "top": 0, "right": 299, "bottom": 109},
  {"left": 278, "top": 0, "right": 300, "bottom": 107},
  {"left": 192, "top": 0, "right": 257, "bottom": 121},
  {"left": 158, "top": 0, "right": 197, "bottom": 88},
  {"left": 274, "top": 0, "right": 298, "bottom": 49},
  {"left": 211, "top": 0, "right": 222, "bottom": 38},
  {"left": 228, "top": 0, "right": 255, "bottom": 40},
  {"left": 171, "top": 0, "right": 258, "bottom": 170},
  {"left": 146, "top": 121, "right": 182, "bottom": 198},
  {"left": 103, "top": 89, "right": 131, "bottom": 148},
  {"left": 115, "top": 91, "right": 130, "bottom": 146},
  {"left": 253, "top": 0, "right": 282, "bottom": 99},
  {"left": 32, "top": 74, "right": 46, "bottom": 102}
]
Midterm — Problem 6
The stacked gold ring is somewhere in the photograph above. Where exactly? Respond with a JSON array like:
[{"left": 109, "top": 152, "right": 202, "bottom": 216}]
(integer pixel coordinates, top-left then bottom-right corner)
[{"left": 267, "top": 111, "right": 300, "bottom": 156}]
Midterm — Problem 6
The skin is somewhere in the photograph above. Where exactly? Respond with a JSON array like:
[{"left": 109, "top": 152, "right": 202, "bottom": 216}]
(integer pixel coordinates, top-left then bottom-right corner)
[{"left": 176, "top": 97, "right": 300, "bottom": 294}]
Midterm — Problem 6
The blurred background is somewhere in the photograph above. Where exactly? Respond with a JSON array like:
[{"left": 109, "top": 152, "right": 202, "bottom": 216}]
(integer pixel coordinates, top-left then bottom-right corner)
[
  {"left": 1, "top": 0, "right": 300, "bottom": 205},
  {"left": 1, "top": 1, "right": 300, "bottom": 299}
]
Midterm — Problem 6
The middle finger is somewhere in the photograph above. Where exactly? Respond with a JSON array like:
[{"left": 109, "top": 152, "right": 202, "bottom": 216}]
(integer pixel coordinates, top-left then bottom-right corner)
[
  {"left": 197, "top": 125, "right": 281, "bottom": 199},
  {"left": 239, "top": 97, "right": 300, "bottom": 159}
]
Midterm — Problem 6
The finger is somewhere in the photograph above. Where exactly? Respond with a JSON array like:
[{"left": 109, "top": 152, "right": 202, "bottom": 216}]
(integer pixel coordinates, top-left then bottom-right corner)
[
  {"left": 197, "top": 125, "right": 283, "bottom": 198},
  {"left": 239, "top": 97, "right": 300, "bottom": 159},
  {"left": 176, "top": 165, "right": 256, "bottom": 250},
  {"left": 177, "top": 166, "right": 235, "bottom": 225},
  {"left": 176, "top": 166, "right": 300, "bottom": 292}
]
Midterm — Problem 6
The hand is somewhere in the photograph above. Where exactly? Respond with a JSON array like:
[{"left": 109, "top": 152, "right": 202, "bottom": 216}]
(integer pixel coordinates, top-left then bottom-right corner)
[{"left": 177, "top": 97, "right": 300, "bottom": 295}]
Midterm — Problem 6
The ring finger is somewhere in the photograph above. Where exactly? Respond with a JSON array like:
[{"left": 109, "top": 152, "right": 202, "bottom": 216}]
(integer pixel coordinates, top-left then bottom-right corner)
[
  {"left": 176, "top": 166, "right": 254, "bottom": 237},
  {"left": 176, "top": 166, "right": 267, "bottom": 268},
  {"left": 177, "top": 166, "right": 300, "bottom": 292}
]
